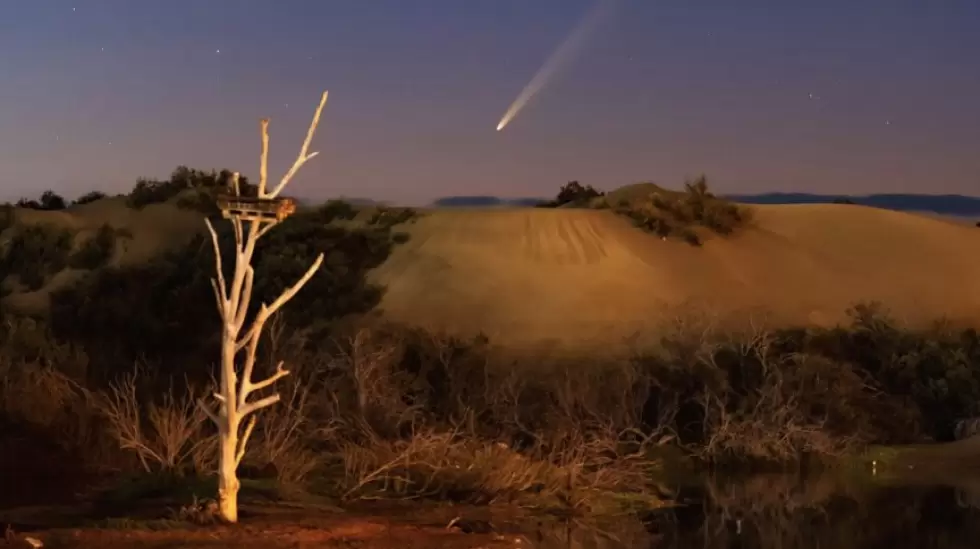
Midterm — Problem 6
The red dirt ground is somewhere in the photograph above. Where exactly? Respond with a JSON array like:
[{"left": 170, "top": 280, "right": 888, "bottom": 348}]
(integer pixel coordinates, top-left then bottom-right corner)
[{"left": 2, "top": 515, "right": 522, "bottom": 549}]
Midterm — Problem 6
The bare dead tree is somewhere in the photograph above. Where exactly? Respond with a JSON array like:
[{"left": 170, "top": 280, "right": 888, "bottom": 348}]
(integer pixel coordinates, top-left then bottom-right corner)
[{"left": 198, "top": 91, "right": 328, "bottom": 523}]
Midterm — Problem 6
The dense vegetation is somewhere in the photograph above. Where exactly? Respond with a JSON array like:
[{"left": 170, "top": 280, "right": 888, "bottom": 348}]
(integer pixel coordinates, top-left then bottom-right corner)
[{"left": 1, "top": 171, "right": 978, "bottom": 526}]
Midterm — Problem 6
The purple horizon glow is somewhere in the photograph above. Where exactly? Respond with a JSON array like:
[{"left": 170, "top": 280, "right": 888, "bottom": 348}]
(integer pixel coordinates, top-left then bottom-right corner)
[{"left": 2, "top": 1, "right": 979, "bottom": 205}]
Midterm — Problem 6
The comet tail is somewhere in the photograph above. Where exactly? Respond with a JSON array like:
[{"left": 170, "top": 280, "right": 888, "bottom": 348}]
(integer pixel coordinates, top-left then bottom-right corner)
[{"left": 495, "top": 0, "right": 616, "bottom": 131}]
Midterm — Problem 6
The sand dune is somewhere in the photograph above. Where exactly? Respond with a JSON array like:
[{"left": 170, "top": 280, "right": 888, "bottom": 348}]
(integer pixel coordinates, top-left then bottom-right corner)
[{"left": 371, "top": 204, "right": 980, "bottom": 352}]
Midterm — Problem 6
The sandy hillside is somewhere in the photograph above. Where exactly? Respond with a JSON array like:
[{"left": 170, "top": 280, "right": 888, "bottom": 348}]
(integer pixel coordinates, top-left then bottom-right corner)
[
  {"left": 370, "top": 204, "right": 980, "bottom": 352},
  {"left": 2, "top": 198, "right": 205, "bottom": 314}
]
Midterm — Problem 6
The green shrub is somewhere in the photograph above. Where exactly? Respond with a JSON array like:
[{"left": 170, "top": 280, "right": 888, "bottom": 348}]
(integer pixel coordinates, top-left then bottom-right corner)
[
  {"left": 368, "top": 207, "right": 418, "bottom": 229},
  {"left": 69, "top": 224, "right": 117, "bottom": 270},
  {"left": 126, "top": 167, "right": 255, "bottom": 209},
  {"left": 613, "top": 176, "right": 749, "bottom": 245},
  {"left": 48, "top": 209, "right": 408, "bottom": 381},
  {"left": 316, "top": 200, "right": 359, "bottom": 223},
  {"left": 0, "top": 225, "right": 74, "bottom": 290}
]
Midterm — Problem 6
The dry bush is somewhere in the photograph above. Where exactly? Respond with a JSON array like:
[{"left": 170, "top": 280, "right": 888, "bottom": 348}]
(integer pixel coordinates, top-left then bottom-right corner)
[
  {"left": 335, "top": 426, "right": 662, "bottom": 513},
  {"left": 635, "top": 316, "right": 883, "bottom": 465},
  {"left": 95, "top": 368, "right": 215, "bottom": 475},
  {"left": 240, "top": 371, "right": 321, "bottom": 486},
  {"left": 293, "top": 326, "right": 669, "bottom": 511},
  {"left": 0, "top": 356, "right": 109, "bottom": 461}
]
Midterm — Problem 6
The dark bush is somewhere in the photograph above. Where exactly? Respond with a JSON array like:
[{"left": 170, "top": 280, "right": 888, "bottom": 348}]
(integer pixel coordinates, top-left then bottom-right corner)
[
  {"left": 538, "top": 181, "right": 604, "bottom": 208},
  {"left": 16, "top": 190, "right": 67, "bottom": 211},
  {"left": 316, "top": 200, "right": 359, "bottom": 223},
  {"left": 0, "top": 225, "right": 73, "bottom": 290},
  {"left": 73, "top": 191, "right": 107, "bottom": 206},
  {"left": 68, "top": 224, "right": 117, "bottom": 270},
  {"left": 367, "top": 207, "right": 418, "bottom": 229},
  {"left": 0, "top": 204, "right": 13, "bottom": 234},
  {"left": 49, "top": 210, "right": 403, "bottom": 381},
  {"left": 127, "top": 167, "right": 255, "bottom": 209}
]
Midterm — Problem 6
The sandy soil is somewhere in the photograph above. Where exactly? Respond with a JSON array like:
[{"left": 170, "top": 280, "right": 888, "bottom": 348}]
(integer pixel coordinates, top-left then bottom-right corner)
[{"left": 370, "top": 205, "right": 980, "bottom": 353}]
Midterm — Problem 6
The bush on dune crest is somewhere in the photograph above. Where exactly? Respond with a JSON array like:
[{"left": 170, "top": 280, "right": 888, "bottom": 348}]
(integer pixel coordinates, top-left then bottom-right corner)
[
  {"left": 613, "top": 176, "right": 750, "bottom": 244},
  {"left": 536, "top": 176, "right": 750, "bottom": 245}
]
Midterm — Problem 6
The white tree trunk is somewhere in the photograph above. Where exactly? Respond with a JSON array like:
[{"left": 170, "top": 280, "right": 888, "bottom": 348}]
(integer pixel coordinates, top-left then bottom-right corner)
[
  {"left": 199, "top": 91, "right": 329, "bottom": 524},
  {"left": 217, "top": 332, "right": 241, "bottom": 522}
]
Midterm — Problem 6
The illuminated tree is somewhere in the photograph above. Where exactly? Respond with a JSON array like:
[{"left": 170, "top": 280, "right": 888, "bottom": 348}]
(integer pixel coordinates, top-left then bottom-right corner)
[{"left": 198, "top": 91, "right": 328, "bottom": 523}]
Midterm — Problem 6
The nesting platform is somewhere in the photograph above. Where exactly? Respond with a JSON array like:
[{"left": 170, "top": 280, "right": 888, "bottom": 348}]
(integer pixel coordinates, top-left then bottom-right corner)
[{"left": 216, "top": 195, "right": 297, "bottom": 222}]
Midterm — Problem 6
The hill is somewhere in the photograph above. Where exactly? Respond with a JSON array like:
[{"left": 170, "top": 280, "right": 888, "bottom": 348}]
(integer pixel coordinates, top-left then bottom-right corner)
[
  {"left": 431, "top": 196, "right": 546, "bottom": 207},
  {"left": 433, "top": 190, "right": 980, "bottom": 218},
  {"left": 4, "top": 182, "right": 980, "bottom": 354},
  {"left": 371, "top": 203, "right": 980, "bottom": 352}
]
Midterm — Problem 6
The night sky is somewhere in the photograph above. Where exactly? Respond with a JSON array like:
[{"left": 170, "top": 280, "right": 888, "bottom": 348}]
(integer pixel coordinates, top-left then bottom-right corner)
[{"left": 2, "top": 1, "right": 979, "bottom": 205}]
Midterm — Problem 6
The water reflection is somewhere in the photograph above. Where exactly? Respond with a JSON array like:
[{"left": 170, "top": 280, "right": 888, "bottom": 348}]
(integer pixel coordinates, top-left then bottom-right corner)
[{"left": 525, "top": 473, "right": 980, "bottom": 549}]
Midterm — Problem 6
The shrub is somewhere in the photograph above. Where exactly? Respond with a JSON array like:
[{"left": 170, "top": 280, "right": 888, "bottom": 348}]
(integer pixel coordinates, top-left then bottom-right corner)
[
  {"left": 16, "top": 190, "right": 67, "bottom": 211},
  {"left": 538, "top": 181, "right": 604, "bottom": 208},
  {"left": 48, "top": 210, "right": 404, "bottom": 381},
  {"left": 0, "top": 224, "right": 74, "bottom": 290},
  {"left": 613, "top": 176, "right": 749, "bottom": 245},
  {"left": 316, "top": 200, "right": 359, "bottom": 223},
  {"left": 0, "top": 204, "right": 13, "bottom": 234},
  {"left": 367, "top": 207, "right": 417, "bottom": 229},
  {"left": 73, "top": 191, "right": 107, "bottom": 206},
  {"left": 68, "top": 224, "right": 118, "bottom": 270},
  {"left": 127, "top": 167, "right": 254, "bottom": 209}
]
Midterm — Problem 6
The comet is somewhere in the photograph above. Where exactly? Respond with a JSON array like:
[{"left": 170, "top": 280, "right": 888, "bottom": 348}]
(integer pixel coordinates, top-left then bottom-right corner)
[{"left": 495, "top": 0, "right": 617, "bottom": 132}]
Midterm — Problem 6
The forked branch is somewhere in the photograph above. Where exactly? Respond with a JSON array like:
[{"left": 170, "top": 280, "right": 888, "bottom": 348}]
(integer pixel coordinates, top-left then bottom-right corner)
[{"left": 266, "top": 91, "right": 329, "bottom": 198}]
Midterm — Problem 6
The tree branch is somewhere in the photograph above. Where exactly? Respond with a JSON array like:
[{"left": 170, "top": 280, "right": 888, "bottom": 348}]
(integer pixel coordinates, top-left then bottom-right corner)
[
  {"left": 198, "top": 398, "right": 220, "bottom": 426},
  {"left": 244, "top": 362, "right": 289, "bottom": 399},
  {"left": 258, "top": 119, "right": 270, "bottom": 196},
  {"left": 233, "top": 265, "right": 254, "bottom": 333},
  {"left": 259, "top": 253, "right": 324, "bottom": 321},
  {"left": 235, "top": 415, "right": 257, "bottom": 467},
  {"left": 267, "top": 91, "right": 328, "bottom": 198},
  {"left": 204, "top": 218, "right": 228, "bottom": 307},
  {"left": 240, "top": 393, "right": 282, "bottom": 418},
  {"left": 230, "top": 171, "right": 241, "bottom": 197}
]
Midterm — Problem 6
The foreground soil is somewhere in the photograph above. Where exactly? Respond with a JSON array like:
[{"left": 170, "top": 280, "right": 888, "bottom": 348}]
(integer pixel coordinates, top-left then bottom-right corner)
[
  {"left": 2, "top": 518, "right": 519, "bottom": 549},
  {"left": 1, "top": 505, "right": 533, "bottom": 549}
]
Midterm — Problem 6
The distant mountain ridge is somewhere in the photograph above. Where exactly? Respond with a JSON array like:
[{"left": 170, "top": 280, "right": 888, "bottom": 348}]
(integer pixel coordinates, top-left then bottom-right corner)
[
  {"left": 432, "top": 196, "right": 546, "bottom": 207},
  {"left": 727, "top": 193, "right": 980, "bottom": 216},
  {"left": 431, "top": 192, "right": 980, "bottom": 217}
]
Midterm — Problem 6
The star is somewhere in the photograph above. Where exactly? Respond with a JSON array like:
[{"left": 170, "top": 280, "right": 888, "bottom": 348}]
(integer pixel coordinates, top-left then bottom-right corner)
[{"left": 216, "top": 49, "right": 221, "bottom": 54}]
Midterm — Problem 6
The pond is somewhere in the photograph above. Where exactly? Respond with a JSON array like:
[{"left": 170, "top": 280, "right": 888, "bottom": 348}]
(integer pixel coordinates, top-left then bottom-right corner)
[{"left": 522, "top": 473, "right": 980, "bottom": 549}]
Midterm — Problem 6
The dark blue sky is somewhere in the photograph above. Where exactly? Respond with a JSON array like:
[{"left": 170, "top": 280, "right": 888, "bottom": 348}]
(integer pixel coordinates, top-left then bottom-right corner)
[{"left": 2, "top": 1, "right": 979, "bottom": 204}]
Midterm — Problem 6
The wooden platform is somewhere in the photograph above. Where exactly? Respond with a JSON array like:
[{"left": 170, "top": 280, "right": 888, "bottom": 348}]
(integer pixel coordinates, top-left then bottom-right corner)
[{"left": 216, "top": 195, "right": 296, "bottom": 222}]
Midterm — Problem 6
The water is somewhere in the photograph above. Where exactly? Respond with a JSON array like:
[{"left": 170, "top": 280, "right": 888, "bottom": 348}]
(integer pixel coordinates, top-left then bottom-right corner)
[{"left": 523, "top": 473, "right": 980, "bottom": 549}]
